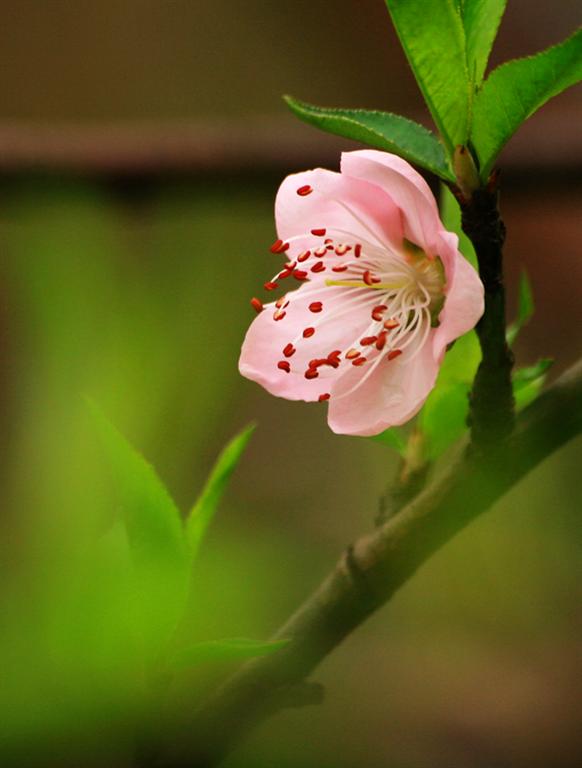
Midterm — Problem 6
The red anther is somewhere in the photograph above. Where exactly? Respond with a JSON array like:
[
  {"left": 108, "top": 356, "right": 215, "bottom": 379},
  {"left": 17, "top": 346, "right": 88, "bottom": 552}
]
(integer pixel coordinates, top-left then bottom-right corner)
[
  {"left": 284, "top": 261, "right": 297, "bottom": 271},
  {"left": 375, "top": 331, "right": 387, "bottom": 351},
  {"left": 297, "top": 250, "right": 311, "bottom": 263},
  {"left": 371, "top": 304, "right": 388, "bottom": 321},
  {"left": 250, "top": 297, "right": 263, "bottom": 313},
  {"left": 311, "top": 228, "right": 326, "bottom": 236},
  {"left": 270, "top": 239, "right": 284, "bottom": 253},
  {"left": 318, "top": 355, "right": 339, "bottom": 368},
  {"left": 269, "top": 239, "right": 289, "bottom": 254},
  {"left": 314, "top": 247, "right": 328, "bottom": 257},
  {"left": 278, "top": 269, "right": 293, "bottom": 280},
  {"left": 275, "top": 296, "right": 287, "bottom": 308},
  {"left": 293, "top": 269, "right": 308, "bottom": 280},
  {"left": 331, "top": 264, "right": 348, "bottom": 272},
  {"left": 277, "top": 360, "right": 291, "bottom": 373},
  {"left": 308, "top": 358, "right": 327, "bottom": 368},
  {"left": 309, "top": 301, "right": 323, "bottom": 313},
  {"left": 345, "top": 348, "right": 360, "bottom": 359},
  {"left": 384, "top": 318, "right": 399, "bottom": 329},
  {"left": 324, "top": 238, "right": 333, "bottom": 244},
  {"left": 363, "top": 270, "right": 381, "bottom": 286},
  {"left": 354, "top": 243, "right": 362, "bottom": 258},
  {"left": 273, "top": 309, "right": 287, "bottom": 321},
  {"left": 303, "top": 327, "right": 315, "bottom": 338},
  {"left": 352, "top": 356, "right": 367, "bottom": 366},
  {"left": 283, "top": 343, "right": 296, "bottom": 358},
  {"left": 360, "top": 335, "right": 377, "bottom": 346},
  {"left": 318, "top": 393, "right": 331, "bottom": 402},
  {"left": 327, "top": 349, "right": 341, "bottom": 361},
  {"left": 311, "top": 261, "right": 326, "bottom": 273},
  {"left": 326, "top": 244, "right": 334, "bottom": 250},
  {"left": 264, "top": 281, "right": 278, "bottom": 291},
  {"left": 305, "top": 368, "right": 319, "bottom": 380},
  {"left": 296, "top": 184, "right": 313, "bottom": 196},
  {"left": 335, "top": 244, "right": 350, "bottom": 255},
  {"left": 387, "top": 349, "right": 402, "bottom": 361}
]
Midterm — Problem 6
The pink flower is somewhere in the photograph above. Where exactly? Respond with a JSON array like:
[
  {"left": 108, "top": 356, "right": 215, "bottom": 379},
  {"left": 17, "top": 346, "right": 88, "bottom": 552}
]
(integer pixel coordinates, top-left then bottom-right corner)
[{"left": 239, "top": 150, "right": 484, "bottom": 436}]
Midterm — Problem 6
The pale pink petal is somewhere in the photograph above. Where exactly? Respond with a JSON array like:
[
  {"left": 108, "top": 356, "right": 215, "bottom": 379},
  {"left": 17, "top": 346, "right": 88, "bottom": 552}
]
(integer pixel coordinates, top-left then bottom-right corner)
[
  {"left": 275, "top": 168, "right": 403, "bottom": 256},
  {"left": 239, "top": 283, "right": 378, "bottom": 402},
  {"left": 327, "top": 340, "right": 439, "bottom": 436},
  {"left": 433, "top": 231, "right": 485, "bottom": 361},
  {"left": 340, "top": 150, "right": 443, "bottom": 255}
]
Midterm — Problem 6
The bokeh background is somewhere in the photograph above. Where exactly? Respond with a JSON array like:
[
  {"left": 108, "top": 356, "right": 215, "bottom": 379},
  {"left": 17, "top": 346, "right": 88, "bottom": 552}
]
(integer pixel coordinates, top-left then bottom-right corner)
[{"left": 0, "top": 2, "right": 581, "bottom": 767}]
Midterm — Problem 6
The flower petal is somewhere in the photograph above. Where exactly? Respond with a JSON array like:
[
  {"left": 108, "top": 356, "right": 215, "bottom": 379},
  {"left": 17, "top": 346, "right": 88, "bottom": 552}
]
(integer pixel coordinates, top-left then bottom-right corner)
[
  {"left": 433, "top": 231, "right": 485, "bottom": 361},
  {"left": 239, "top": 283, "right": 378, "bottom": 402},
  {"left": 327, "top": 339, "right": 439, "bottom": 436},
  {"left": 340, "top": 150, "right": 442, "bottom": 255},
  {"left": 275, "top": 167, "right": 403, "bottom": 256}
]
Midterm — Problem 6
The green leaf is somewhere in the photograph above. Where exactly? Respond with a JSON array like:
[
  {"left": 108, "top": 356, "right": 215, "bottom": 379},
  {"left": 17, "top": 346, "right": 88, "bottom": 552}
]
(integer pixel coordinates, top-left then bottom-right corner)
[
  {"left": 284, "top": 96, "right": 454, "bottom": 181},
  {"left": 513, "top": 357, "right": 553, "bottom": 386},
  {"left": 420, "top": 381, "right": 471, "bottom": 459},
  {"left": 459, "top": 0, "right": 507, "bottom": 86},
  {"left": 186, "top": 424, "right": 255, "bottom": 562},
  {"left": 171, "top": 637, "right": 289, "bottom": 669},
  {"left": 439, "top": 184, "right": 478, "bottom": 269},
  {"left": 472, "top": 27, "right": 582, "bottom": 178},
  {"left": 88, "top": 401, "right": 190, "bottom": 652},
  {"left": 385, "top": 0, "right": 471, "bottom": 152},
  {"left": 372, "top": 427, "right": 407, "bottom": 455},
  {"left": 513, "top": 358, "right": 553, "bottom": 411},
  {"left": 419, "top": 330, "right": 481, "bottom": 458},
  {"left": 438, "top": 328, "right": 482, "bottom": 388},
  {"left": 506, "top": 270, "right": 534, "bottom": 346}
]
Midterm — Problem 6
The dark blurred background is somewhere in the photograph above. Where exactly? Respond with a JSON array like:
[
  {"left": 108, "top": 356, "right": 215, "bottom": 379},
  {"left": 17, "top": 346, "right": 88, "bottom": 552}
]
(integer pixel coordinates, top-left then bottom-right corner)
[{"left": 0, "top": 2, "right": 581, "bottom": 767}]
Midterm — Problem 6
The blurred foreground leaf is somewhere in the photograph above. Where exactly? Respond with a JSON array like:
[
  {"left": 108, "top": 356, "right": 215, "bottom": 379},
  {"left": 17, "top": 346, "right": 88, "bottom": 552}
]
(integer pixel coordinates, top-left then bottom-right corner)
[
  {"left": 284, "top": 97, "right": 454, "bottom": 181},
  {"left": 186, "top": 424, "right": 255, "bottom": 562},
  {"left": 88, "top": 401, "right": 190, "bottom": 653}
]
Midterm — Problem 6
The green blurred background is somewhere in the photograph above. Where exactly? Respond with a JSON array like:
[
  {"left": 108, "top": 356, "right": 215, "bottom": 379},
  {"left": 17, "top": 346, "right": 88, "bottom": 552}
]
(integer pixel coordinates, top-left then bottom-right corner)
[{"left": 0, "top": 2, "right": 581, "bottom": 767}]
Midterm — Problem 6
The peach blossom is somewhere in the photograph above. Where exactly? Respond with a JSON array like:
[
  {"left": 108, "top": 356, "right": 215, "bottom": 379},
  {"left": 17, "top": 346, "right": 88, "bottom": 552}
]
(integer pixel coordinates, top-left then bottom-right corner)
[{"left": 239, "top": 150, "right": 484, "bottom": 436}]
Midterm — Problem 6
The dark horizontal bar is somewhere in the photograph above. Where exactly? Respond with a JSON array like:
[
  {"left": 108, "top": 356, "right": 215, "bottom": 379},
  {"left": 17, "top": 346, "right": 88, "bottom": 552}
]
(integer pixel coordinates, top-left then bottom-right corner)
[{"left": 0, "top": 105, "right": 579, "bottom": 177}]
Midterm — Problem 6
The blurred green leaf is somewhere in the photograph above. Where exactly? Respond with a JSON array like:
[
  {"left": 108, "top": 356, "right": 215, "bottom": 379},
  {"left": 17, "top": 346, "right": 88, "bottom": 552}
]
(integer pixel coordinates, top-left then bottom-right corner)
[
  {"left": 372, "top": 427, "right": 407, "bottom": 455},
  {"left": 385, "top": 0, "right": 470, "bottom": 152},
  {"left": 439, "top": 184, "right": 478, "bottom": 268},
  {"left": 87, "top": 400, "right": 190, "bottom": 651},
  {"left": 472, "top": 27, "right": 582, "bottom": 178},
  {"left": 284, "top": 96, "right": 454, "bottom": 181},
  {"left": 419, "top": 330, "right": 481, "bottom": 458},
  {"left": 171, "top": 637, "right": 289, "bottom": 669},
  {"left": 458, "top": 0, "right": 507, "bottom": 86},
  {"left": 506, "top": 270, "right": 534, "bottom": 346},
  {"left": 513, "top": 358, "right": 553, "bottom": 385},
  {"left": 437, "top": 329, "right": 481, "bottom": 389},
  {"left": 186, "top": 424, "right": 255, "bottom": 562},
  {"left": 513, "top": 358, "right": 553, "bottom": 411},
  {"left": 420, "top": 381, "right": 470, "bottom": 460}
]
